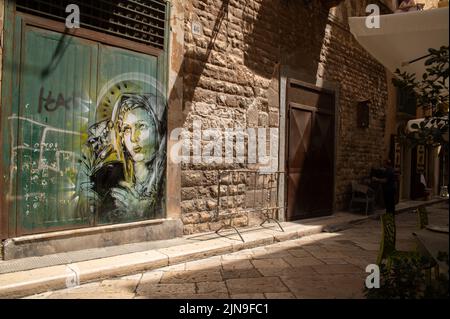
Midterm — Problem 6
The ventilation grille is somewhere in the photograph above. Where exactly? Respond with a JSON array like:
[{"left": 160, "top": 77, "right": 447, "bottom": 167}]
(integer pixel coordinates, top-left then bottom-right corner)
[{"left": 16, "top": 0, "right": 167, "bottom": 50}]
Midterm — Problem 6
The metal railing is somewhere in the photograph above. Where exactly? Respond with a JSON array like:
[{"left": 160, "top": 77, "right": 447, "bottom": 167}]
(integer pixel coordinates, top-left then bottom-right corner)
[{"left": 214, "top": 170, "right": 286, "bottom": 242}]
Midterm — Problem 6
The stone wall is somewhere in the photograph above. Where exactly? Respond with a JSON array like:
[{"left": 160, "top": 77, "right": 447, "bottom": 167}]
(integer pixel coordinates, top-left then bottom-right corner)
[
  {"left": 0, "top": 0, "right": 4, "bottom": 94},
  {"left": 324, "top": 1, "right": 390, "bottom": 208},
  {"left": 0, "top": 0, "right": 4, "bottom": 258},
  {"left": 422, "top": 0, "right": 440, "bottom": 9},
  {"left": 176, "top": 0, "right": 390, "bottom": 234}
]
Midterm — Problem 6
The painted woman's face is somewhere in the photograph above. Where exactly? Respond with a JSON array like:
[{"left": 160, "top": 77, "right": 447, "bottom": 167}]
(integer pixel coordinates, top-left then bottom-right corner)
[{"left": 122, "top": 107, "right": 157, "bottom": 163}]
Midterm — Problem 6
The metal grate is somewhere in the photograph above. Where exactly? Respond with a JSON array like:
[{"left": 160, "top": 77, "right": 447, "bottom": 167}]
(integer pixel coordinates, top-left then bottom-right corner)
[
  {"left": 16, "top": 0, "right": 167, "bottom": 50},
  {"left": 214, "top": 170, "right": 285, "bottom": 242}
]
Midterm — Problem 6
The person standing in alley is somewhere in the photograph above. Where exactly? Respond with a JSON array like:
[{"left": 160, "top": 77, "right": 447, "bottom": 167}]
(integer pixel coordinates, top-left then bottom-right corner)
[{"left": 372, "top": 160, "right": 398, "bottom": 215}]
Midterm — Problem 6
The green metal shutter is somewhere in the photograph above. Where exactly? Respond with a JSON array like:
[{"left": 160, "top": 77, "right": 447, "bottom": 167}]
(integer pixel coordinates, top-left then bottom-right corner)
[
  {"left": 11, "top": 22, "right": 166, "bottom": 235},
  {"left": 16, "top": 25, "right": 99, "bottom": 234}
]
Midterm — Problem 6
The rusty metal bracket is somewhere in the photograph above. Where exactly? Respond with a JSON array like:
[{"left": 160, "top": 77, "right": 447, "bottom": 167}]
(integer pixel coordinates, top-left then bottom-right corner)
[
  {"left": 261, "top": 216, "right": 285, "bottom": 233},
  {"left": 215, "top": 224, "right": 245, "bottom": 243},
  {"left": 214, "top": 170, "right": 286, "bottom": 242}
]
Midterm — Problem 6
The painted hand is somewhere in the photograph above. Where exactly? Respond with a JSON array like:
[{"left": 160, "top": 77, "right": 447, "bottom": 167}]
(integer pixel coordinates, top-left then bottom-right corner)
[
  {"left": 78, "top": 182, "right": 100, "bottom": 214},
  {"left": 111, "top": 182, "right": 149, "bottom": 216}
]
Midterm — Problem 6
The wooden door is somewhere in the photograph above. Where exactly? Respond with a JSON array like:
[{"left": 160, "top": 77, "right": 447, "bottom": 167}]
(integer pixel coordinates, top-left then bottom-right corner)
[{"left": 286, "top": 81, "right": 335, "bottom": 221}]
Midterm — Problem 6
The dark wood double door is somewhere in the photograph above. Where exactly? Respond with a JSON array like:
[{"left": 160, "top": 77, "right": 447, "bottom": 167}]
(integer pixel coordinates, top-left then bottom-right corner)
[{"left": 286, "top": 80, "right": 336, "bottom": 221}]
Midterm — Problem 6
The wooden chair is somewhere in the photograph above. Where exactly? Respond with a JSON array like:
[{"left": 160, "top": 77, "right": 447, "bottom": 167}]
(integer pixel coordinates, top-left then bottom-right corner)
[
  {"left": 377, "top": 213, "right": 403, "bottom": 266},
  {"left": 414, "top": 206, "right": 442, "bottom": 279},
  {"left": 377, "top": 213, "right": 439, "bottom": 281},
  {"left": 417, "top": 206, "right": 429, "bottom": 229},
  {"left": 416, "top": 3, "right": 425, "bottom": 10},
  {"left": 349, "top": 181, "right": 375, "bottom": 215},
  {"left": 395, "top": 2, "right": 425, "bottom": 12}
]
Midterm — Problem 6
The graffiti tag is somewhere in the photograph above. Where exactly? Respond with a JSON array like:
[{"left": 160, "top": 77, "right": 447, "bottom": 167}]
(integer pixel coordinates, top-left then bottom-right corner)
[{"left": 38, "top": 87, "right": 78, "bottom": 114}]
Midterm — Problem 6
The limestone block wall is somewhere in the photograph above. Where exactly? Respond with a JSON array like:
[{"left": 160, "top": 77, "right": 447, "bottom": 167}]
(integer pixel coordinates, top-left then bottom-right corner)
[
  {"left": 0, "top": 0, "right": 4, "bottom": 93},
  {"left": 175, "top": 0, "right": 391, "bottom": 234},
  {"left": 0, "top": 0, "right": 4, "bottom": 258},
  {"left": 422, "top": 0, "right": 440, "bottom": 9}
]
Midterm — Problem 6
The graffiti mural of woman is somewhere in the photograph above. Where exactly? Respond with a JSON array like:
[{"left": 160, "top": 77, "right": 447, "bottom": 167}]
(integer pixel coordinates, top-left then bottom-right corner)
[
  {"left": 76, "top": 93, "right": 166, "bottom": 224},
  {"left": 110, "top": 95, "right": 167, "bottom": 220}
]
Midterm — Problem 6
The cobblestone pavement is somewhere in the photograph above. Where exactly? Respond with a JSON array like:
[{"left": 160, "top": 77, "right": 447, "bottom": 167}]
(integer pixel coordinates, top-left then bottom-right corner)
[{"left": 25, "top": 202, "right": 449, "bottom": 299}]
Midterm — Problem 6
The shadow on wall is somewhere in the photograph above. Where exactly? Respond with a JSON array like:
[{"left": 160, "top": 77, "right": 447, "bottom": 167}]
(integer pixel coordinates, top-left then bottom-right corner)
[
  {"left": 182, "top": 0, "right": 231, "bottom": 110},
  {"left": 242, "top": 0, "right": 329, "bottom": 79},
  {"left": 2, "top": 31, "right": 73, "bottom": 79},
  {"left": 171, "top": 0, "right": 336, "bottom": 126},
  {"left": 244, "top": 0, "right": 337, "bottom": 218},
  {"left": 317, "top": 0, "right": 391, "bottom": 209},
  {"left": 168, "top": 0, "right": 392, "bottom": 217}
]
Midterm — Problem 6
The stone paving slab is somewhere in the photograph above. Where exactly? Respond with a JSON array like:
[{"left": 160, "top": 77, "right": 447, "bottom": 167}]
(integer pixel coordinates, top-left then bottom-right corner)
[
  {"left": 158, "top": 240, "right": 233, "bottom": 265},
  {"left": 197, "top": 281, "right": 228, "bottom": 294},
  {"left": 0, "top": 265, "right": 70, "bottom": 299},
  {"left": 72, "top": 251, "right": 169, "bottom": 283},
  {"left": 139, "top": 271, "right": 163, "bottom": 284},
  {"left": 225, "top": 277, "right": 289, "bottom": 294},
  {"left": 160, "top": 270, "right": 222, "bottom": 284},
  {"left": 265, "top": 292, "right": 296, "bottom": 299},
  {"left": 0, "top": 200, "right": 446, "bottom": 299},
  {"left": 19, "top": 201, "right": 450, "bottom": 299},
  {"left": 222, "top": 260, "right": 254, "bottom": 270},
  {"left": 258, "top": 266, "right": 317, "bottom": 278},
  {"left": 251, "top": 258, "right": 291, "bottom": 269},
  {"left": 231, "top": 293, "right": 265, "bottom": 299},
  {"left": 283, "top": 256, "right": 325, "bottom": 268},
  {"left": 136, "top": 282, "right": 196, "bottom": 296},
  {"left": 185, "top": 256, "right": 223, "bottom": 271},
  {"left": 221, "top": 268, "right": 262, "bottom": 280}
]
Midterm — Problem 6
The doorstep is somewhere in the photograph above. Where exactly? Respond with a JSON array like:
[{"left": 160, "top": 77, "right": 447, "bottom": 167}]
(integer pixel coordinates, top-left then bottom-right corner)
[
  {"left": 0, "top": 198, "right": 446, "bottom": 299},
  {"left": 2, "top": 219, "right": 184, "bottom": 260}
]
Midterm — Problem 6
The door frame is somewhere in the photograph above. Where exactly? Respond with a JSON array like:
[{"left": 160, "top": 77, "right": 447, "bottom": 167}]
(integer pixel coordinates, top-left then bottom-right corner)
[
  {"left": 0, "top": 0, "right": 171, "bottom": 239},
  {"left": 279, "top": 70, "right": 339, "bottom": 221},
  {"left": 16, "top": 13, "right": 164, "bottom": 57}
]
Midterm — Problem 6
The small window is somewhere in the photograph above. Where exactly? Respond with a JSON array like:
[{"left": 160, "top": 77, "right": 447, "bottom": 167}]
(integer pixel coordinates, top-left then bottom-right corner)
[
  {"left": 357, "top": 100, "right": 370, "bottom": 128},
  {"left": 397, "top": 87, "right": 417, "bottom": 116}
]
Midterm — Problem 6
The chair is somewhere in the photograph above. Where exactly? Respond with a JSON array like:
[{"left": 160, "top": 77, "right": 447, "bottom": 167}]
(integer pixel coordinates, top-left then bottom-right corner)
[
  {"left": 377, "top": 213, "right": 439, "bottom": 281},
  {"left": 417, "top": 206, "right": 429, "bottom": 229},
  {"left": 416, "top": 3, "right": 425, "bottom": 10},
  {"left": 395, "top": 3, "right": 425, "bottom": 12},
  {"left": 377, "top": 213, "right": 399, "bottom": 266},
  {"left": 349, "top": 181, "right": 375, "bottom": 215}
]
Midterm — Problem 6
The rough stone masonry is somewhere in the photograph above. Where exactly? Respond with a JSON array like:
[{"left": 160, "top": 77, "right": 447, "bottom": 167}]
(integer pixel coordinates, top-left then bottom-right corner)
[{"left": 177, "top": 0, "right": 392, "bottom": 234}]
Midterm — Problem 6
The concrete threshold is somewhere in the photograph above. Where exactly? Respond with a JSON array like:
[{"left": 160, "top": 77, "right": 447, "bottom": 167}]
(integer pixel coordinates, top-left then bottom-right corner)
[{"left": 0, "top": 198, "right": 445, "bottom": 299}]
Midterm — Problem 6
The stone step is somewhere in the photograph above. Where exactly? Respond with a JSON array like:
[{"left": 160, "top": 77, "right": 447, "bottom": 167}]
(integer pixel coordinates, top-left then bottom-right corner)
[{"left": 0, "top": 198, "right": 445, "bottom": 299}]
